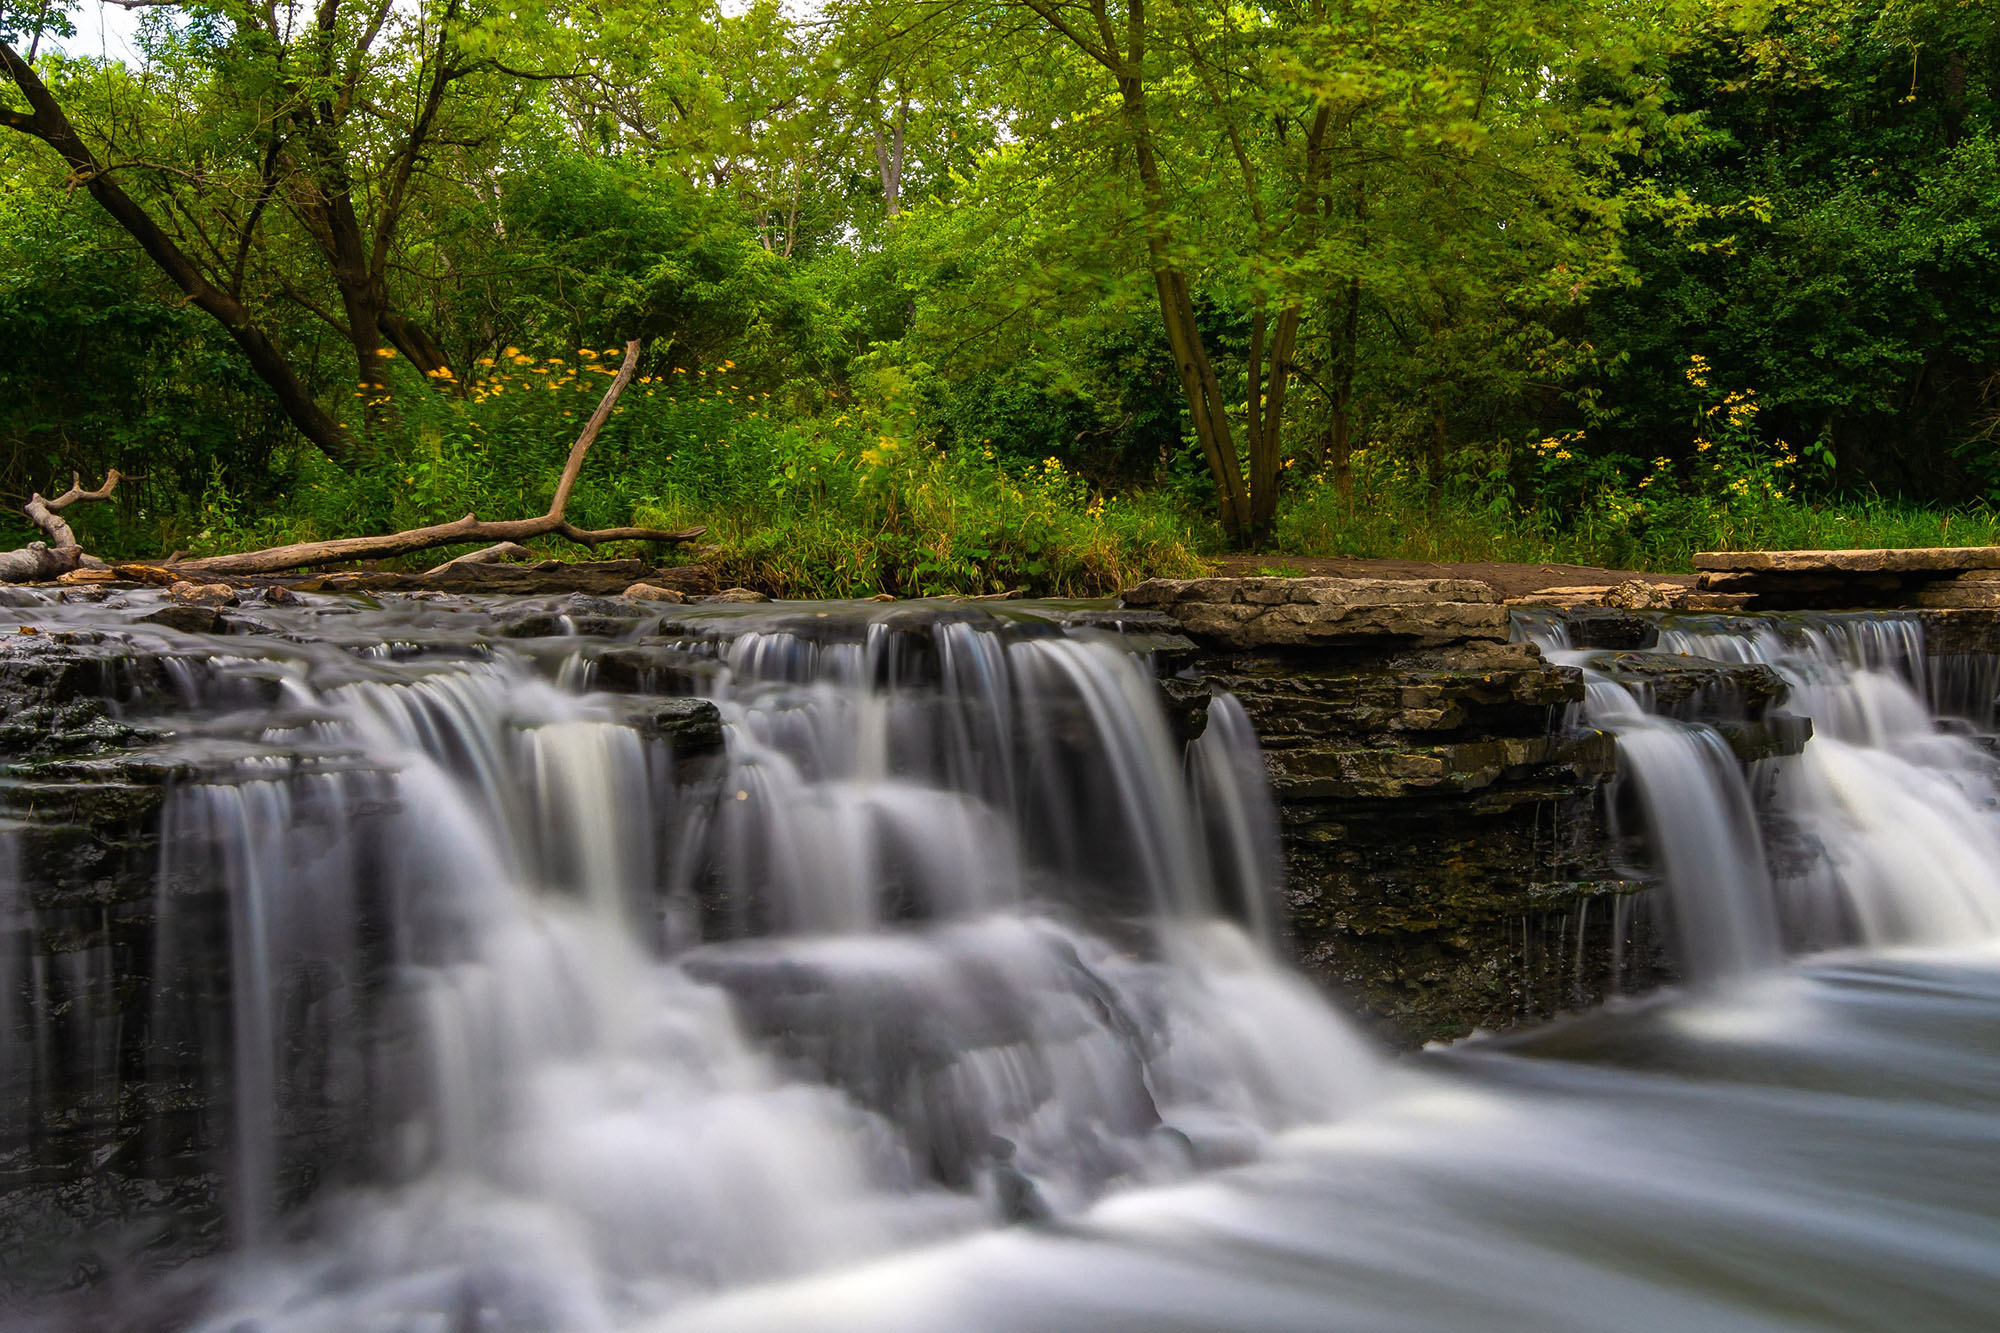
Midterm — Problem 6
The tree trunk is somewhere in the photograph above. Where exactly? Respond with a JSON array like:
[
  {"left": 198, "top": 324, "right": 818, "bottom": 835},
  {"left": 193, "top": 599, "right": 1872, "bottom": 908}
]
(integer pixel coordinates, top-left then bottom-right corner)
[
  {"left": 1121, "top": 93, "right": 1250, "bottom": 540},
  {"left": 0, "top": 42, "right": 354, "bottom": 465},
  {"left": 1427, "top": 404, "right": 1447, "bottom": 514},
  {"left": 1324, "top": 275, "right": 1362, "bottom": 509},
  {"left": 872, "top": 87, "right": 909, "bottom": 219},
  {"left": 1249, "top": 305, "right": 1301, "bottom": 533}
]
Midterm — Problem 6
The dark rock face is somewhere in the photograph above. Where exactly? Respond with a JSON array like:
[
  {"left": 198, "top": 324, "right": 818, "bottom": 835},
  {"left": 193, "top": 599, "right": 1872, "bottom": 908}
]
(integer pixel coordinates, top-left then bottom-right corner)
[{"left": 1174, "top": 613, "right": 1656, "bottom": 1046}]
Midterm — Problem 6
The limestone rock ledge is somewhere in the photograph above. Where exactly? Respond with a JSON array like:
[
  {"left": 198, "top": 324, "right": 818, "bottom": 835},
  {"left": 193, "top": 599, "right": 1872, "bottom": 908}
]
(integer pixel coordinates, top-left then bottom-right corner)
[
  {"left": 1126, "top": 577, "right": 1664, "bottom": 1045},
  {"left": 1122, "top": 576, "right": 1508, "bottom": 649}
]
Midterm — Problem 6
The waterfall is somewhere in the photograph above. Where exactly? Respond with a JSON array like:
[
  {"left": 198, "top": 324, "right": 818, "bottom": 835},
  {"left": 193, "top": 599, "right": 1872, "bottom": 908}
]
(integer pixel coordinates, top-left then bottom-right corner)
[
  {"left": 1532, "top": 612, "right": 2000, "bottom": 978},
  {"left": 20, "top": 605, "right": 1373, "bottom": 1327}
]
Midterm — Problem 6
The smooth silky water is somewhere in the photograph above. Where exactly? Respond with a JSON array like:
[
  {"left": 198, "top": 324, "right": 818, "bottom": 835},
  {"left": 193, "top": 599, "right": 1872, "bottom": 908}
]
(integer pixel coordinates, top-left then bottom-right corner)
[{"left": 2, "top": 592, "right": 1998, "bottom": 1330}]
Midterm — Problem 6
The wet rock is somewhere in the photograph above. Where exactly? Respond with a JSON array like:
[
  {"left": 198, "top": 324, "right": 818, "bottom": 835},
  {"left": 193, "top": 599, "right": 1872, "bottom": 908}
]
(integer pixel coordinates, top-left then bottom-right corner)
[
  {"left": 624, "top": 697, "right": 725, "bottom": 753},
  {"left": 137, "top": 605, "right": 224, "bottom": 634},
  {"left": 621, "top": 582, "right": 685, "bottom": 603},
  {"left": 705, "top": 588, "right": 772, "bottom": 604},
  {"left": 1714, "top": 713, "right": 1814, "bottom": 763},
  {"left": 1916, "top": 609, "right": 2000, "bottom": 656},
  {"left": 1122, "top": 577, "right": 1507, "bottom": 649},
  {"left": 1586, "top": 652, "right": 1789, "bottom": 718},
  {"left": 0, "top": 638, "right": 177, "bottom": 759},
  {"left": 1560, "top": 607, "right": 1659, "bottom": 650},
  {"left": 1264, "top": 731, "right": 1617, "bottom": 802},
  {"left": 1208, "top": 640, "right": 1579, "bottom": 747},
  {"left": 1156, "top": 676, "right": 1213, "bottom": 744},
  {"left": 491, "top": 595, "right": 648, "bottom": 639},
  {"left": 166, "top": 582, "right": 236, "bottom": 607},
  {"left": 587, "top": 643, "right": 715, "bottom": 695}
]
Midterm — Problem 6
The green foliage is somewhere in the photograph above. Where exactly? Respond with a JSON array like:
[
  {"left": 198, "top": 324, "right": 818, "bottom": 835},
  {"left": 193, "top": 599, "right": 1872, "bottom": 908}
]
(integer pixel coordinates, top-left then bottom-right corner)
[
  {"left": 1277, "top": 351, "right": 2000, "bottom": 569},
  {"left": 175, "top": 347, "right": 1208, "bottom": 597},
  {"left": 4, "top": 0, "right": 2000, "bottom": 580}
]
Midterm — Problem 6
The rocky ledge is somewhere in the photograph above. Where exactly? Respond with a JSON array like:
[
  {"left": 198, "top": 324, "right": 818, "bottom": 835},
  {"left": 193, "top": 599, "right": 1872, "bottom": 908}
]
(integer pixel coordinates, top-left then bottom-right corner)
[
  {"left": 1692, "top": 546, "right": 2000, "bottom": 611},
  {"left": 1126, "top": 576, "right": 1669, "bottom": 1045}
]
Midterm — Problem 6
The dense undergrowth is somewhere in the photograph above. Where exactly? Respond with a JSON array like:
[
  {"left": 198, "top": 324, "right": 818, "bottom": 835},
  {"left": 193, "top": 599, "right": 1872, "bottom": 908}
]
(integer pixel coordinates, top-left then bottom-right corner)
[
  {"left": 131, "top": 350, "right": 1209, "bottom": 598},
  {"left": 20, "top": 353, "right": 1998, "bottom": 598},
  {"left": 1277, "top": 363, "right": 2000, "bottom": 572}
]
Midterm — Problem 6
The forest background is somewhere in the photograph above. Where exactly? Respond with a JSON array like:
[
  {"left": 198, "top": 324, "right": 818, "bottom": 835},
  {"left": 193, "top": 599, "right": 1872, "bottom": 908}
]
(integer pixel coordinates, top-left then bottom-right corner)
[{"left": 2, "top": 0, "right": 1997, "bottom": 597}]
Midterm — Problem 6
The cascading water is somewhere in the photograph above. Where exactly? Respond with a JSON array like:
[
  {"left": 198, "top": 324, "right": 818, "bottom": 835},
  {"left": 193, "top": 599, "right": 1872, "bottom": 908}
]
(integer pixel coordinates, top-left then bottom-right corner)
[
  {"left": 7, "top": 590, "right": 2000, "bottom": 1331},
  {"left": 4, "top": 596, "right": 1370, "bottom": 1328},
  {"left": 1530, "top": 611, "right": 2000, "bottom": 975}
]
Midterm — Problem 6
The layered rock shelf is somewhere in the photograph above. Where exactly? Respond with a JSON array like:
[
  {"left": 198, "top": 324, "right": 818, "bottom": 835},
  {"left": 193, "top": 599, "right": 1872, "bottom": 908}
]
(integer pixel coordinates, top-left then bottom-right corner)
[
  {"left": 1125, "top": 577, "right": 1671, "bottom": 1043},
  {"left": 1691, "top": 546, "right": 2000, "bottom": 610}
]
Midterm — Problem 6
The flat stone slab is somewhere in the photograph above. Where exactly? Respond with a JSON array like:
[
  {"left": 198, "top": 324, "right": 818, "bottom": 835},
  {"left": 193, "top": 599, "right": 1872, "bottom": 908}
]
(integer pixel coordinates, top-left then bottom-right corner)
[
  {"left": 1694, "top": 547, "right": 2000, "bottom": 575},
  {"left": 1121, "top": 577, "right": 1508, "bottom": 649}
]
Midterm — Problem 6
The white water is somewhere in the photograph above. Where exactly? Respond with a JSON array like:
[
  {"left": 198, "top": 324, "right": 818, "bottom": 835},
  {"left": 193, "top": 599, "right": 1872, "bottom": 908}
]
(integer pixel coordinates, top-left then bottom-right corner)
[
  {"left": 1531, "top": 613, "right": 2000, "bottom": 976},
  {"left": 8, "top": 594, "right": 2000, "bottom": 1330},
  {"left": 106, "top": 609, "right": 1373, "bottom": 1328}
]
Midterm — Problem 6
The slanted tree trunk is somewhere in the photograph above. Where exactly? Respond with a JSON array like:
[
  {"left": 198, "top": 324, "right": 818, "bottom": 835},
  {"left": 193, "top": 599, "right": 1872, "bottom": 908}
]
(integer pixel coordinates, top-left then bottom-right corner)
[
  {"left": 871, "top": 84, "right": 909, "bottom": 218},
  {"left": 0, "top": 42, "right": 354, "bottom": 465},
  {"left": 0, "top": 472, "right": 120, "bottom": 583}
]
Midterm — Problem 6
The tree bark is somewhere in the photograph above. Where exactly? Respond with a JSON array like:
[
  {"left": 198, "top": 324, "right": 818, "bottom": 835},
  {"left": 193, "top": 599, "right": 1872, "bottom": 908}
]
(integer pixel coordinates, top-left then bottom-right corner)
[
  {"left": 871, "top": 84, "right": 909, "bottom": 218},
  {"left": 171, "top": 342, "right": 705, "bottom": 576},
  {"left": 423, "top": 541, "right": 534, "bottom": 573},
  {"left": 1324, "top": 275, "right": 1362, "bottom": 509}
]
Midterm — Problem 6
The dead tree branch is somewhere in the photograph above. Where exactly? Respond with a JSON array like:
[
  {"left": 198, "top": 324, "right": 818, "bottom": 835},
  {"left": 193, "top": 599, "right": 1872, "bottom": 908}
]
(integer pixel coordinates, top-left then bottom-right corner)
[
  {"left": 0, "top": 470, "right": 122, "bottom": 582},
  {"left": 170, "top": 340, "right": 704, "bottom": 576}
]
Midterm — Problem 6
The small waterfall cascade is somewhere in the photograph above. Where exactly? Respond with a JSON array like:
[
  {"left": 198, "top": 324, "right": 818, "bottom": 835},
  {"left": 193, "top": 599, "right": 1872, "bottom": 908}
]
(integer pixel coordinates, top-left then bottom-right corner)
[
  {"left": 3, "top": 601, "right": 1372, "bottom": 1328},
  {"left": 1529, "top": 612, "right": 2000, "bottom": 978}
]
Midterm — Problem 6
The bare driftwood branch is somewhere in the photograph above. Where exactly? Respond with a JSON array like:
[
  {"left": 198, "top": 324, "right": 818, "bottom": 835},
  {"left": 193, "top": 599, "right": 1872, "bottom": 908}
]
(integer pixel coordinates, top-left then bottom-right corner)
[
  {"left": 423, "top": 541, "right": 534, "bottom": 574},
  {"left": 172, "top": 341, "right": 704, "bottom": 576},
  {"left": 0, "top": 471, "right": 121, "bottom": 582}
]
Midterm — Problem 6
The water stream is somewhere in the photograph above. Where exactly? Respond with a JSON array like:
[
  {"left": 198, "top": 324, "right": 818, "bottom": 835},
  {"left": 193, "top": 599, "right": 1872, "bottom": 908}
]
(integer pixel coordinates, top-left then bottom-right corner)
[{"left": 4, "top": 593, "right": 2000, "bottom": 1330}]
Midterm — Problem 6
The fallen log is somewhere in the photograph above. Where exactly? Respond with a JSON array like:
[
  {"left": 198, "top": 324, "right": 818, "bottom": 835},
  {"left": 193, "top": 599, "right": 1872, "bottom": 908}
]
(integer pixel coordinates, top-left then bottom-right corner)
[
  {"left": 0, "top": 471, "right": 121, "bottom": 583},
  {"left": 170, "top": 340, "right": 703, "bottom": 577}
]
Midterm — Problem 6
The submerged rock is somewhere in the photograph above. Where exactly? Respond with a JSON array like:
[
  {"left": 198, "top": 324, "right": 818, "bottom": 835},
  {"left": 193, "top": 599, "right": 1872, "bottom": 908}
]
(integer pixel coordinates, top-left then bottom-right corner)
[{"left": 1585, "top": 651, "right": 1790, "bottom": 718}]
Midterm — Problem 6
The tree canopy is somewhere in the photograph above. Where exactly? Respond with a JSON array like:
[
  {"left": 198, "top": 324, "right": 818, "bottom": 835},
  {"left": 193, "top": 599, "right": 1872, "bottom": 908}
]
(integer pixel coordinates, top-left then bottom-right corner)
[{"left": 2, "top": 0, "right": 1997, "bottom": 565}]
